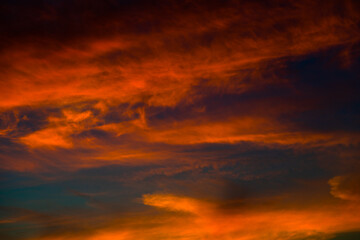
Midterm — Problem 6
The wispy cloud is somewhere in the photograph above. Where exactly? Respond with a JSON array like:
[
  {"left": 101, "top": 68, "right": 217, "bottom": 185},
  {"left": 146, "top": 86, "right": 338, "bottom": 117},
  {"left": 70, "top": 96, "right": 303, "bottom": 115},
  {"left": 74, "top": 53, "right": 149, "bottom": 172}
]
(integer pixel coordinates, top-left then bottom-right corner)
[{"left": 1, "top": 0, "right": 359, "bottom": 239}]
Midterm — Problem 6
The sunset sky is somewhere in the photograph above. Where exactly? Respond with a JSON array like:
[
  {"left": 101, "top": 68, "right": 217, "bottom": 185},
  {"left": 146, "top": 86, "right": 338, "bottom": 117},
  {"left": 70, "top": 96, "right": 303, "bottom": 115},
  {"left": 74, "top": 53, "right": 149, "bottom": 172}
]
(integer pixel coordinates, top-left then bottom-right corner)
[{"left": 0, "top": 0, "right": 360, "bottom": 239}]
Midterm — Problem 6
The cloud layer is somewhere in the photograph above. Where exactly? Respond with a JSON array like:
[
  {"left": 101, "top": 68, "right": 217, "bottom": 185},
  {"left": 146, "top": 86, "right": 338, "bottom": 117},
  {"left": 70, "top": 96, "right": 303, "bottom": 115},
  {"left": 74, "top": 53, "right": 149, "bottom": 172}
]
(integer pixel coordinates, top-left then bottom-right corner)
[{"left": 0, "top": 0, "right": 360, "bottom": 239}]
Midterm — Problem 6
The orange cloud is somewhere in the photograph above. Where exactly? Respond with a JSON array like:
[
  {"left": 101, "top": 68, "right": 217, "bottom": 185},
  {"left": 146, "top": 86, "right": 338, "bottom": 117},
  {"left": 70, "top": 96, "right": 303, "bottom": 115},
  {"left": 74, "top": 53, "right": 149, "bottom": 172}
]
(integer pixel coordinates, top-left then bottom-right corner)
[
  {"left": 0, "top": 0, "right": 358, "bottom": 173},
  {"left": 0, "top": 0, "right": 358, "bottom": 111},
  {"left": 31, "top": 231, "right": 132, "bottom": 240},
  {"left": 140, "top": 193, "right": 360, "bottom": 240},
  {"left": 19, "top": 126, "right": 73, "bottom": 149},
  {"left": 26, "top": 193, "right": 360, "bottom": 240},
  {"left": 1, "top": 1, "right": 359, "bottom": 239},
  {"left": 17, "top": 108, "right": 96, "bottom": 149},
  {"left": 4, "top": 110, "right": 357, "bottom": 172},
  {"left": 142, "top": 117, "right": 357, "bottom": 146},
  {"left": 143, "top": 193, "right": 207, "bottom": 214},
  {"left": 329, "top": 175, "right": 360, "bottom": 201}
]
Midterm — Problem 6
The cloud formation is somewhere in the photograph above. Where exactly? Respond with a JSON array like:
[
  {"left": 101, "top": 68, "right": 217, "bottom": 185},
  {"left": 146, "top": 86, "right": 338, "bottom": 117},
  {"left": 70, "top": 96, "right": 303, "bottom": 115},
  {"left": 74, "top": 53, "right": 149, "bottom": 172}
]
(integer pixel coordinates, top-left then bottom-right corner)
[
  {"left": 0, "top": 0, "right": 359, "bottom": 239},
  {"left": 329, "top": 175, "right": 360, "bottom": 201}
]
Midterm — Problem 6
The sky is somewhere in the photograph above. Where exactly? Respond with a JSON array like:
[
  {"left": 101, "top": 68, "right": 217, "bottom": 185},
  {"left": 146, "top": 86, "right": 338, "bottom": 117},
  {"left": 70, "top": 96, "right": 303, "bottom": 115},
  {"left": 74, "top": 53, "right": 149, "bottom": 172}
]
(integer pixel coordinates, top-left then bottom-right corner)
[{"left": 0, "top": 0, "right": 360, "bottom": 239}]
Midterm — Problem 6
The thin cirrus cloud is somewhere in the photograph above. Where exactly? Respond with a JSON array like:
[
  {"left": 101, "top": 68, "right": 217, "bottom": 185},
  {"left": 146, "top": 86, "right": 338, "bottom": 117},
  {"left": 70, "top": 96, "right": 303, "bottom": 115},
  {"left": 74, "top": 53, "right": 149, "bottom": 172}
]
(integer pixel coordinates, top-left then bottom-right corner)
[
  {"left": 0, "top": 0, "right": 359, "bottom": 109},
  {"left": 0, "top": 0, "right": 360, "bottom": 240}
]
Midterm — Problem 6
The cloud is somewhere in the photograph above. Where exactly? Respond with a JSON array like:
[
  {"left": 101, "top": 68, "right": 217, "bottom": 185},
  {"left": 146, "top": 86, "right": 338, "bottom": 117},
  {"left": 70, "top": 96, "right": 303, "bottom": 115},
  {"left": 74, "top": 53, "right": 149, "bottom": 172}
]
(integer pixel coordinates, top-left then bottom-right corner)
[
  {"left": 1, "top": 1, "right": 360, "bottom": 239},
  {"left": 19, "top": 126, "right": 73, "bottom": 148},
  {"left": 142, "top": 193, "right": 207, "bottom": 214},
  {"left": 141, "top": 192, "right": 360, "bottom": 239},
  {"left": 1, "top": 0, "right": 359, "bottom": 109},
  {"left": 24, "top": 192, "right": 360, "bottom": 240},
  {"left": 329, "top": 175, "right": 360, "bottom": 201},
  {"left": 142, "top": 117, "right": 357, "bottom": 146}
]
